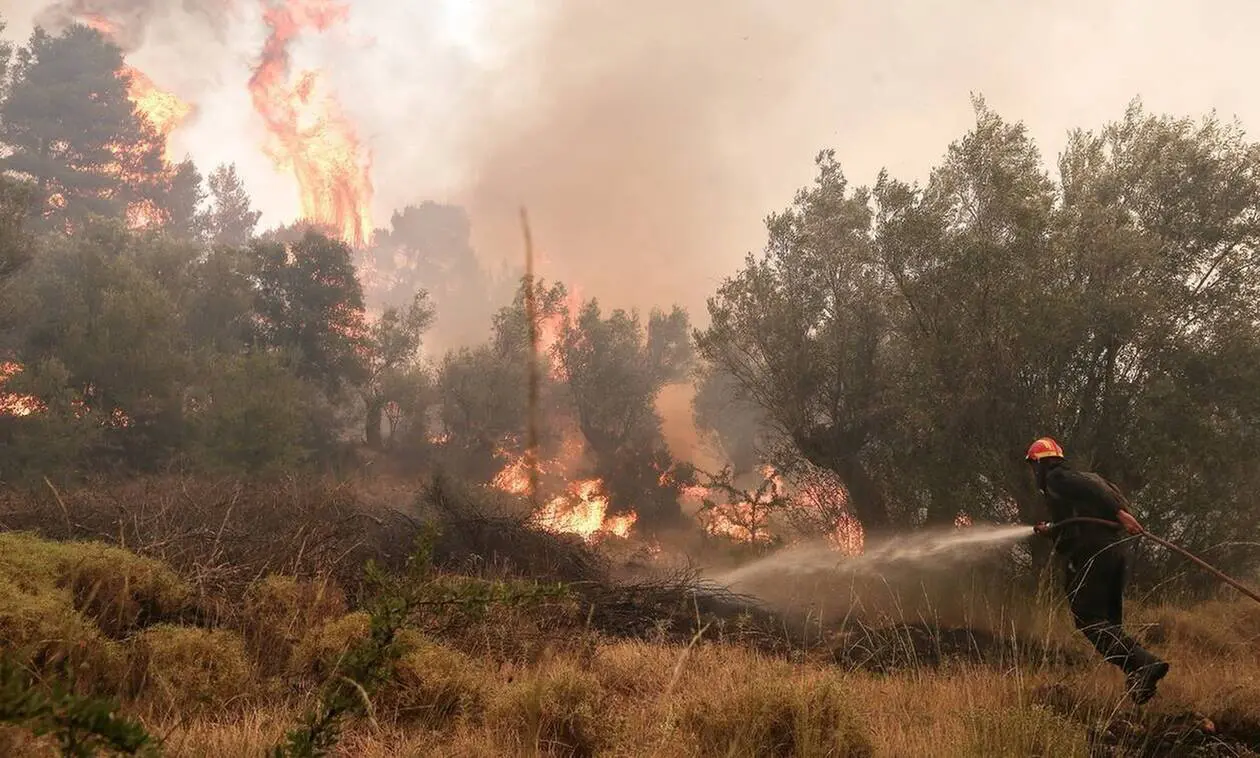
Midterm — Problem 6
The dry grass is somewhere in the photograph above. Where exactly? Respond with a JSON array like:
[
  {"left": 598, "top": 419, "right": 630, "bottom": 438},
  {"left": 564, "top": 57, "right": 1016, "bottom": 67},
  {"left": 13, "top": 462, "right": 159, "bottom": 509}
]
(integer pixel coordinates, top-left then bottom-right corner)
[
  {"left": 137, "top": 621, "right": 1260, "bottom": 757},
  {"left": 127, "top": 624, "right": 255, "bottom": 717},
  {"left": 2, "top": 525, "right": 1259, "bottom": 756}
]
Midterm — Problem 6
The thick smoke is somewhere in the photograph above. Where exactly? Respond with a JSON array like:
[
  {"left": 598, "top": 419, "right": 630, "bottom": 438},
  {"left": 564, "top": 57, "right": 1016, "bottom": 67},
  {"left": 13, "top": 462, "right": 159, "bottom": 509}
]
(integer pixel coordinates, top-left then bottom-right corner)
[
  {"left": 440, "top": 1, "right": 847, "bottom": 320},
  {"left": 378, "top": 1, "right": 850, "bottom": 457},
  {"left": 33, "top": 0, "right": 233, "bottom": 51}
]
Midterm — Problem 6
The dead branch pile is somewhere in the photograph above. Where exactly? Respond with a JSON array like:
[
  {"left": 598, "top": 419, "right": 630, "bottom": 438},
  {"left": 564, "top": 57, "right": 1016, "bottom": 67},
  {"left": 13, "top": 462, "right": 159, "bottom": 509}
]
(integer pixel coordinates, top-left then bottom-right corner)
[
  {"left": 422, "top": 475, "right": 610, "bottom": 584},
  {"left": 0, "top": 475, "right": 419, "bottom": 601},
  {"left": 419, "top": 476, "right": 796, "bottom": 650}
]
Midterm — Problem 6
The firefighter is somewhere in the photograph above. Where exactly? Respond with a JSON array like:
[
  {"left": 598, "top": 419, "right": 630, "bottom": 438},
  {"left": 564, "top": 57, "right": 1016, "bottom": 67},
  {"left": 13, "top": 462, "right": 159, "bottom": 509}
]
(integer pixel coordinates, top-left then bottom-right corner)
[{"left": 1026, "top": 437, "right": 1170, "bottom": 705}]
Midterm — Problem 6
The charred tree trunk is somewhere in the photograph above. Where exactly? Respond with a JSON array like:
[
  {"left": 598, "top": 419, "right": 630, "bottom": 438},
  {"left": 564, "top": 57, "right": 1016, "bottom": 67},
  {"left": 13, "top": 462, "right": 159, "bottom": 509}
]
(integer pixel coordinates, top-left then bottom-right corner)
[
  {"left": 365, "top": 396, "right": 384, "bottom": 449},
  {"left": 833, "top": 454, "right": 891, "bottom": 534}
]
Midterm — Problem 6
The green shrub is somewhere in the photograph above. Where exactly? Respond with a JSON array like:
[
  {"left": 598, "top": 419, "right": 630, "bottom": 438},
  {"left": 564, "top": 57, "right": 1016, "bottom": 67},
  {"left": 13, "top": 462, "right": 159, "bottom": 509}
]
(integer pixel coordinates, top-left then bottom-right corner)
[{"left": 187, "top": 351, "right": 326, "bottom": 473}]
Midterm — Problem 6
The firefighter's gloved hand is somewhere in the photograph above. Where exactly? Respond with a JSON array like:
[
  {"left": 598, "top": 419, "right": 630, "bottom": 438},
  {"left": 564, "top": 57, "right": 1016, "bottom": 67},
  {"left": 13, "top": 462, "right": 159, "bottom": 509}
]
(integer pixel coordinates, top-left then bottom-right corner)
[
  {"left": 1117, "top": 510, "right": 1144, "bottom": 535},
  {"left": 1033, "top": 522, "right": 1051, "bottom": 536}
]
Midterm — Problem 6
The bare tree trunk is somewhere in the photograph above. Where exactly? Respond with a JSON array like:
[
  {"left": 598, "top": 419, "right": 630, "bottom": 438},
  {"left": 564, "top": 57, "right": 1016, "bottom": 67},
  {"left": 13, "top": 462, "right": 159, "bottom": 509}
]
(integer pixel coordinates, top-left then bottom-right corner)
[
  {"left": 833, "top": 455, "right": 891, "bottom": 534},
  {"left": 365, "top": 397, "right": 384, "bottom": 449}
]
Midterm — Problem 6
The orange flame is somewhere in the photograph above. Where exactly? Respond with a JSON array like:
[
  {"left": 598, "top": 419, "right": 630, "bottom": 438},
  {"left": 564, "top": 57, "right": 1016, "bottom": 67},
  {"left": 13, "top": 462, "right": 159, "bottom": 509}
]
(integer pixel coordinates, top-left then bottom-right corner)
[
  {"left": 700, "top": 501, "right": 775, "bottom": 543},
  {"left": 828, "top": 513, "right": 865, "bottom": 556},
  {"left": 125, "top": 199, "right": 161, "bottom": 231},
  {"left": 490, "top": 438, "right": 636, "bottom": 542},
  {"left": 531, "top": 479, "right": 636, "bottom": 541},
  {"left": 122, "top": 66, "right": 193, "bottom": 160},
  {"left": 0, "top": 363, "right": 46, "bottom": 417},
  {"left": 249, "top": 0, "right": 374, "bottom": 248},
  {"left": 76, "top": 13, "right": 192, "bottom": 161},
  {"left": 491, "top": 447, "right": 543, "bottom": 496},
  {"left": 685, "top": 466, "right": 782, "bottom": 544},
  {"left": 684, "top": 465, "right": 870, "bottom": 552}
]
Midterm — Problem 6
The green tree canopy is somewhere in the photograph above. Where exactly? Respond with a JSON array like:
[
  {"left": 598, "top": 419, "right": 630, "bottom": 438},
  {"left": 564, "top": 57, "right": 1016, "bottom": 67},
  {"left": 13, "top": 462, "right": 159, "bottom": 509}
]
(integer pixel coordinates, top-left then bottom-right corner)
[
  {"left": 204, "top": 163, "right": 261, "bottom": 247},
  {"left": 696, "top": 97, "right": 1260, "bottom": 577},
  {"left": 250, "top": 230, "right": 368, "bottom": 397},
  {"left": 0, "top": 25, "right": 164, "bottom": 232},
  {"left": 363, "top": 290, "right": 435, "bottom": 449}
]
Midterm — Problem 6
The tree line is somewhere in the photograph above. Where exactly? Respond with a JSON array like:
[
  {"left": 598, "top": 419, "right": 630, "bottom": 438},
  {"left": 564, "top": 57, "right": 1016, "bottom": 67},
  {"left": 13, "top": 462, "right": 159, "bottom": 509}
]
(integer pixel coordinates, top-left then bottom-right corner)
[
  {"left": 694, "top": 97, "right": 1260, "bottom": 583},
  {"left": 0, "top": 18, "right": 695, "bottom": 530}
]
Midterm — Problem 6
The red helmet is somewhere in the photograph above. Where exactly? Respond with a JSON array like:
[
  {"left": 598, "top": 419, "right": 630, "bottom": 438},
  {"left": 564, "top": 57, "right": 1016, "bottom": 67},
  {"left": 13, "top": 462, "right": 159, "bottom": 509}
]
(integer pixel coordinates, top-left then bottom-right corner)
[{"left": 1025, "top": 437, "right": 1065, "bottom": 462}]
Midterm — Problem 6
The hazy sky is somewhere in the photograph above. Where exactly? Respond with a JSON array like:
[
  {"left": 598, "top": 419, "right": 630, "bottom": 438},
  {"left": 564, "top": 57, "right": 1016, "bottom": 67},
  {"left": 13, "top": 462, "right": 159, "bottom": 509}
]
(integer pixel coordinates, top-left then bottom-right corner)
[{"left": 4, "top": 0, "right": 1260, "bottom": 321}]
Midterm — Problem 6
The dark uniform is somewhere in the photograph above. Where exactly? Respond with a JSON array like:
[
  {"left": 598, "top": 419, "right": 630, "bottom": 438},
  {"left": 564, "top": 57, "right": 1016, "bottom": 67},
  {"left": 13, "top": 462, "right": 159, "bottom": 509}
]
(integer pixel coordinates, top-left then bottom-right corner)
[{"left": 1029, "top": 443, "right": 1170, "bottom": 705}]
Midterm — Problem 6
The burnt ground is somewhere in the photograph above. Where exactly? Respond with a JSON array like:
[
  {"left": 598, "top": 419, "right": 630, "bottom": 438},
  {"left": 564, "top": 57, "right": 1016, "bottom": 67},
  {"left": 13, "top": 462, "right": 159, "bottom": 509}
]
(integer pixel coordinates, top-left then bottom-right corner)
[
  {"left": 827, "top": 621, "right": 1083, "bottom": 673},
  {"left": 1036, "top": 683, "right": 1260, "bottom": 757}
]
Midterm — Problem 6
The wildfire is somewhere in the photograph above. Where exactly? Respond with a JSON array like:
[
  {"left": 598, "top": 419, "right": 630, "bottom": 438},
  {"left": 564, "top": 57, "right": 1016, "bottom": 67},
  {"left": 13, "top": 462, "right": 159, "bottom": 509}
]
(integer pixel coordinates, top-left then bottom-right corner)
[
  {"left": 249, "top": 0, "right": 374, "bottom": 248},
  {"left": 828, "top": 513, "right": 865, "bottom": 556},
  {"left": 122, "top": 66, "right": 193, "bottom": 159},
  {"left": 490, "top": 439, "right": 636, "bottom": 542},
  {"left": 73, "top": 11, "right": 194, "bottom": 163},
  {"left": 700, "top": 500, "right": 775, "bottom": 543},
  {"left": 531, "top": 479, "right": 637, "bottom": 541},
  {"left": 491, "top": 448, "right": 542, "bottom": 496},
  {"left": 77, "top": 13, "right": 120, "bottom": 37},
  {"left": 684, "top": 465, "right": 870, "bottom": 554},
  {"left": 0, "top": 363, "right": 46, "bottom": 417},
  {"left": 529, "top": 290, "right": 583, "bottom": 381},
  {"left": 125, "top": 199, "right": 161, "bottom": 231}
]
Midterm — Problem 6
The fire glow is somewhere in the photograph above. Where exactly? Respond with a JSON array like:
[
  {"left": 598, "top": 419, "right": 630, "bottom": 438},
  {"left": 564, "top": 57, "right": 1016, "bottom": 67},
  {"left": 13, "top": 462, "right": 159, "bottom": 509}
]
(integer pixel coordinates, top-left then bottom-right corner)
[
  {"left": 490, "top": 441, "right": 636, "bottom": 542},
  {"left": 123, "top": 66, "right": 193, "bottom": 160},
  {"left": 248, "top": 0, "right": 374, "bottom": 248},
  {"left": 0, "top": 363, "right": 45, "bottom": 417},
  {"left": 684, "top": 467, "right": 869, "bottom": 555},
  {"left": 75, "top": 2, "right": 372, "bottom": 247},
  {"left": 532, "top": 480, "right": 637, "bottom": 541}
]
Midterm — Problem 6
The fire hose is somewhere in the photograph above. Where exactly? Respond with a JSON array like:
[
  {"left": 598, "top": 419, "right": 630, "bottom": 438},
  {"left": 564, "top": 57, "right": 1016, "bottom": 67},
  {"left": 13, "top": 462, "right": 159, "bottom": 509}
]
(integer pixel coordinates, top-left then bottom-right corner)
[{"left": 1045, "top": 517, "right": 1260, "bottom": 606}]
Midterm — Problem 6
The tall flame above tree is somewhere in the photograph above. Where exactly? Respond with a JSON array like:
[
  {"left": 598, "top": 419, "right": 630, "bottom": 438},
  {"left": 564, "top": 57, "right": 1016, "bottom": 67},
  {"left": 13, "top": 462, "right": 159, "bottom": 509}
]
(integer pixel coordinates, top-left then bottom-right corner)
[{"left": 248, "top": 0, "right": 374, "bottom": 248}]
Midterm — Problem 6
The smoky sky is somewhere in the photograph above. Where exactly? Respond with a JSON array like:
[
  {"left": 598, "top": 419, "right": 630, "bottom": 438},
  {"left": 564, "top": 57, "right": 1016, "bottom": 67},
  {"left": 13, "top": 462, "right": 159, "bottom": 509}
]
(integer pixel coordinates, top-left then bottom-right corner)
[
  {"left": 30, "top": 0, "right": 234, "bottom": 50},
  {"left": 4, "top": 0, "right": 1260, "bottom": 323},
  {"left": 306, "top": 0, "right": 1260, "bottom": 322}
]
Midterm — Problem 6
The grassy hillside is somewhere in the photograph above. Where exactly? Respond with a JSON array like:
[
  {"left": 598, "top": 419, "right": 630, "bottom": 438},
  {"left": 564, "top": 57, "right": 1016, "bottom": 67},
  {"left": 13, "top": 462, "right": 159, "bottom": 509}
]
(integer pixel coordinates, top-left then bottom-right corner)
[{"left": 0, "top": 478, "right": 1257, "bottom": 757}]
